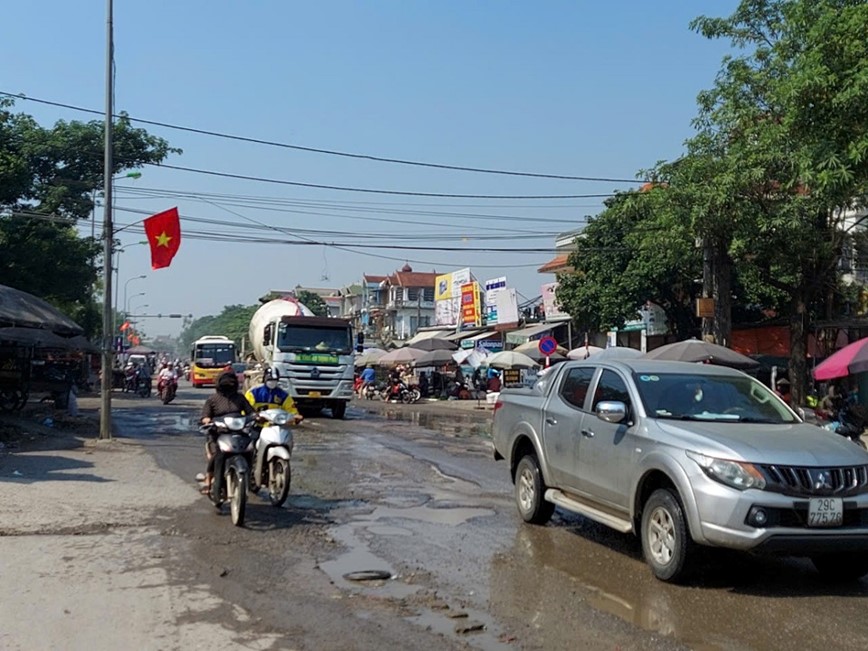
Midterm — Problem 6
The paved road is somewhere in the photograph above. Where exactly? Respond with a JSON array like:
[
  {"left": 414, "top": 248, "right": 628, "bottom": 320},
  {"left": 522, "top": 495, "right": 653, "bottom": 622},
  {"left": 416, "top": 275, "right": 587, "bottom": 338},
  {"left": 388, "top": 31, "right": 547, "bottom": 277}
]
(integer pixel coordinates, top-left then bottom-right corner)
[{"left": 3, "top": 386, "right": 868, "bottom": 650}]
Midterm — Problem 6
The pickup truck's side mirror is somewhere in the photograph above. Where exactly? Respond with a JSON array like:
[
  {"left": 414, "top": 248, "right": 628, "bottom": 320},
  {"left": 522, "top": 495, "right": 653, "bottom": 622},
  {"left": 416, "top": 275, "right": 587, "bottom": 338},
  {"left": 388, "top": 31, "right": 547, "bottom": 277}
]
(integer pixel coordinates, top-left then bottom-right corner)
[{"left": 597, "top": 400, "right": 627, "bottom": 424}]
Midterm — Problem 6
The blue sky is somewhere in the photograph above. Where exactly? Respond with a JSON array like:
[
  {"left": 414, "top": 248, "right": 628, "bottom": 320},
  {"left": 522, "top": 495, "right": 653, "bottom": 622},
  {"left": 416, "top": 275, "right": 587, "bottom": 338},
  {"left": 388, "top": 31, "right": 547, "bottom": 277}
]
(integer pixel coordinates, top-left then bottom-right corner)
[{"left": 3, "top": 1, "right": 737, "bottom": 337}]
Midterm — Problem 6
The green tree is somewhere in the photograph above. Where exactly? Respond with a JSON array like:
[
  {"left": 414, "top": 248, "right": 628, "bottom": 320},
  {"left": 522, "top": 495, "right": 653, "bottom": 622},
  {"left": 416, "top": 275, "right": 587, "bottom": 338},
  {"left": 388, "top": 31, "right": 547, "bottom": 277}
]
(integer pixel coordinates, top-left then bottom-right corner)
[
  {"left": 557, "top": 189, "right": 701, "bottom": 339},
  {"left": 295, "top": 290, "right": 328, "bottom": 317},
  {"left": 179, "top": 305, "right": 259, "bottom": 353},
  {"left": 688, "top": 0, "right": 868, "bottom": 403},
  {"left": 0, "top": 98, "right": 179, "bottom": 337}
]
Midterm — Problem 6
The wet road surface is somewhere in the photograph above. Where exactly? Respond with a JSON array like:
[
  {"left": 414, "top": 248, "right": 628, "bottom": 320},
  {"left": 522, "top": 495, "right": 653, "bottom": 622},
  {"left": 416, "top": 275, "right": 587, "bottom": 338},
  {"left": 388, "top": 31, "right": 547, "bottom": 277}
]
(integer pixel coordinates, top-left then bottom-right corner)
[{"left": 110, "top": 386, "right": 868, "bottom": 650}]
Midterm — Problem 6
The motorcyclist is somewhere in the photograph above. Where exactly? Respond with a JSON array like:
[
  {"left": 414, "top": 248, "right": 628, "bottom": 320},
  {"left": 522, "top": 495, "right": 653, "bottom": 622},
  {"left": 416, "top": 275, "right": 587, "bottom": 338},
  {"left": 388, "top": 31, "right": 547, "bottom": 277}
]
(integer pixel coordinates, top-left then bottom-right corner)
[
  {"left": 200, "top": 370, "right": 256, "bottom": 494},
  {"left": 157, "top": 361, "right": 177, "bottom": 394},
  {"left": 244, "top": 367, "right": 303, "bottom": 423},
  {"left": 359, "top": 364, "right": 376, "bottom": 397}
]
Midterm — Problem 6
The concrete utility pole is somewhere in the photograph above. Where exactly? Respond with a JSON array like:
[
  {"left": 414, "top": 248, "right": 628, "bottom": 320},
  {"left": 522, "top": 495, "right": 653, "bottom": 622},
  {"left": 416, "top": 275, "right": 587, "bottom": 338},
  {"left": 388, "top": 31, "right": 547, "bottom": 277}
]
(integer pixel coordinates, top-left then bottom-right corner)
[{"left": 99, "top": 0, "right": 114, "bottom": 440}]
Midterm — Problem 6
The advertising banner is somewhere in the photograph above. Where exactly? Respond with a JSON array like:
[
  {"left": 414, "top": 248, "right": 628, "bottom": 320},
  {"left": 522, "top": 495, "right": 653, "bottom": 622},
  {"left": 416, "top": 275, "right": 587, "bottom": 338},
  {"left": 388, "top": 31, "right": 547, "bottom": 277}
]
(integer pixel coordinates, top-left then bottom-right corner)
[
  {"left": 541, "top": 282, "right": 565, "bottom": 319},
  {"left": 484, "top": 276, "right": 507, "bottom": 325},
  {"left": 435, "top": 268, "right": 474, "bottom": 326},
  {"left": 460, "top": 282, "right": 482, "bottom": 327},
  {"left": 435, "top": 272, "right": 453, "bottom": 302}
]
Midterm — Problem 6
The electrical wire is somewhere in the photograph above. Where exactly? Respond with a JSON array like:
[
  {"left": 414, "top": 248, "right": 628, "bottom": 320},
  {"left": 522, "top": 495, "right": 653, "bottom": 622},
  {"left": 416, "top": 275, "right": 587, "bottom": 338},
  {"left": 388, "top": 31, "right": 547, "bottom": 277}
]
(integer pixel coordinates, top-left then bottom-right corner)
[
  {"left": 113, "top": 185, "right": 588, "bottom": 229},
  {"left": 146, "top": 163, "right": 620, "bottom": 199},
  {"left": 1, "top": 91, "right": 644, "bottom": 184}
]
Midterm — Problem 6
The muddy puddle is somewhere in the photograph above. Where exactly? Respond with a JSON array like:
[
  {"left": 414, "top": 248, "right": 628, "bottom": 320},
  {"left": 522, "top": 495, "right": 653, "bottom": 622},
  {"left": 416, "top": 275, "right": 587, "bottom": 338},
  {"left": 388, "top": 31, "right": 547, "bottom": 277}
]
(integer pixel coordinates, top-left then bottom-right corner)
[
  {"left": 113, "top": 410, "right": 198, "bottom": 438},
  {"left": 375, "top": 408, "right": 492, "bottom": 438},
  {"left": 318, "top": 481, "right": 507, "bottom": 650}
]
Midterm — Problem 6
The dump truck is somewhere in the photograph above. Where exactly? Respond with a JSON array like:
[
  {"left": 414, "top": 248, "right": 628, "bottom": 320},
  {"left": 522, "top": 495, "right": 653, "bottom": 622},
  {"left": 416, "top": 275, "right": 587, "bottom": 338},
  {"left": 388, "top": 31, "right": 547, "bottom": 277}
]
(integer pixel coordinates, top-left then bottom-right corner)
[{"left": 248, "top": 298, "right": 355, "bottom": 419}]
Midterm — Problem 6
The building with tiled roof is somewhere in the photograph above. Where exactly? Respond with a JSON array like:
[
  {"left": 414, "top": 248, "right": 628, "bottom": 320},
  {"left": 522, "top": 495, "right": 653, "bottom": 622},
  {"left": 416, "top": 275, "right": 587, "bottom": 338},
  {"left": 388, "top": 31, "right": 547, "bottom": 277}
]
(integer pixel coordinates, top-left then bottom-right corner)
[{"left": 360, "top": 264, "right": 438, "bottom": 343}]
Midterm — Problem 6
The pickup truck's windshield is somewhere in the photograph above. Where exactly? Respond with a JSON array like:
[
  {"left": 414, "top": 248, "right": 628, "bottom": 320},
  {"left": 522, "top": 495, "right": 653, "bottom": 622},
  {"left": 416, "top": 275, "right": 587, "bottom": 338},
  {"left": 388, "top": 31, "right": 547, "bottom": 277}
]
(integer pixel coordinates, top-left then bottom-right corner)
[{"left": 632, "top": 372, "right": 797, "bottom": 423}]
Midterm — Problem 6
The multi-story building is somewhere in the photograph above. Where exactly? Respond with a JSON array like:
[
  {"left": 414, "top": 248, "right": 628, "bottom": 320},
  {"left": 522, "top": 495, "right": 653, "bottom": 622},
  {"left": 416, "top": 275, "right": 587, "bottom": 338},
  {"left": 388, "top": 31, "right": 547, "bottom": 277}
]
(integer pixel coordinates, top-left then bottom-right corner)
[{"left": 360, "top": 264, "right": 437, "bottom": 343}]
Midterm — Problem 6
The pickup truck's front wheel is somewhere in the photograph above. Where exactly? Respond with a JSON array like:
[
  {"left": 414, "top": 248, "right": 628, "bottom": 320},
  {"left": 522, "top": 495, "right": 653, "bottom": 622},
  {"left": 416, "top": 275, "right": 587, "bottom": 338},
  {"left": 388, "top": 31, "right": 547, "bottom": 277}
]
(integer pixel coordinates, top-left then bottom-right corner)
[
  {"left": 515, "top": 454, "right": 554, "bottom": 525},
  {"left": 641, "top": 488, "right": 693, "bottom": 582}
]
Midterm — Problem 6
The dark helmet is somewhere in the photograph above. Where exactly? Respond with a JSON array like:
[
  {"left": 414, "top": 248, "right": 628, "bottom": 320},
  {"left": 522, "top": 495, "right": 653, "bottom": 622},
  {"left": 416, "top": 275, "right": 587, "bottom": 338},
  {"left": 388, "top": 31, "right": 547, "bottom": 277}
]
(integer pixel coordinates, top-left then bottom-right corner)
[
  {"left": 216, "top": 370, "right": 239, "bottom": 393},
  {"left": 263, "top": 367, "right": 280, "bottom": 383}
]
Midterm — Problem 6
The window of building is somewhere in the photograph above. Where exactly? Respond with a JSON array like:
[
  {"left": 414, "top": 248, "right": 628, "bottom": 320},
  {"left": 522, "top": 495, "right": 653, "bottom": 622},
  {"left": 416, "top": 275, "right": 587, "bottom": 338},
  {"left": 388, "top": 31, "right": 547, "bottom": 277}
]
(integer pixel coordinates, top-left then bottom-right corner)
[{"left": 408, "top": 287, "right": 419, "bottom": 301}]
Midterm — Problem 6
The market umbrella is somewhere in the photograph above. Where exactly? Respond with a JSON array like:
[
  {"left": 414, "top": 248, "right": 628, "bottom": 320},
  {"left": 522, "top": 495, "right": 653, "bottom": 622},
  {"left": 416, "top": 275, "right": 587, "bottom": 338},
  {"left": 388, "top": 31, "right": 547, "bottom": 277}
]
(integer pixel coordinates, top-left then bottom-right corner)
[
  {"left": 377, "top": 346, "right": 426, "bottom": 367},
  {"left": 354, "top": 348, "right": 386, "bottom": 367},
  {"left": 0, "top": 284, "right": 83, "bottom": 335},
  {"left": 514, "top": 348, "right": 567, "bottom": 363},
  {"left": 0, "top": 327, "right": 71, "bottom": 348},
  {"left": 125, "top": 344, "right": 156, "bottom": 355},
  {"left": 414, "top": 349, "right": 459, "bottom": 367},
  {"left": 567, "top": 345, "right": 605, "bottom": 360},
  {"left": 588, "top": 347, "right": 643, "bottom": 360},
  {"left": 482, "top": 350, "right": 539, "bottom": 370},
  {"left": 644, "top": 339, "right": 759, "bottom": 369},
  {"left": 409, "top": 338, "right": 457, "bottom": 352},
  {"left": 513, "top": 341, "right": 569, "bottom": 357},
  {"left": 813, "top": 336, "right": 868, "bottom": 380}
]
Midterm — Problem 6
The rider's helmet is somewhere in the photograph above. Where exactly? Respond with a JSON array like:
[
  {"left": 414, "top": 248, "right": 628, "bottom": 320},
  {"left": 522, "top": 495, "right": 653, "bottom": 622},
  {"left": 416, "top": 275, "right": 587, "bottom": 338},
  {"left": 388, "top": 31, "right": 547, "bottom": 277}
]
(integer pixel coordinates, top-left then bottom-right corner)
[{"left": 263, "top": 366, "right": 280, "bottom": 390}]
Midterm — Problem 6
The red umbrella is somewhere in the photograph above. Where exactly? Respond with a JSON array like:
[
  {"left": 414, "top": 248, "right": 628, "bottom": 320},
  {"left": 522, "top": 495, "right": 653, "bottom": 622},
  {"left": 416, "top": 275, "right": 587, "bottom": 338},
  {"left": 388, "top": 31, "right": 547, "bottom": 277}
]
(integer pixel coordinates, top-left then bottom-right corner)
[{"left": 813, "top": 337, "right": 868, "bottom": 380}]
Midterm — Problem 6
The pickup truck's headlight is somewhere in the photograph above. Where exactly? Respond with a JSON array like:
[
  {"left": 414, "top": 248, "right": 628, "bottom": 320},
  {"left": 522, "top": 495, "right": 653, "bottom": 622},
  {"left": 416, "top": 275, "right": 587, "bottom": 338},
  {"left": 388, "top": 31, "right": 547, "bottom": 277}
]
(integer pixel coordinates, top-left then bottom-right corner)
[{"left": 686, "top": 451, "right": 766, "bottom": 491}]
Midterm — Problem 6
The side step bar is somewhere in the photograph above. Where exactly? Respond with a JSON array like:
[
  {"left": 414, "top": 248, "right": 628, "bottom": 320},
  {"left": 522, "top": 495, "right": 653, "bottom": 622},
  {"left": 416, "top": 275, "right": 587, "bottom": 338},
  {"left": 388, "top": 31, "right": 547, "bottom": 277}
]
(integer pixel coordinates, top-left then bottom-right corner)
[{"left": 545, "top": 489, "right": 633, "bottom": 533}]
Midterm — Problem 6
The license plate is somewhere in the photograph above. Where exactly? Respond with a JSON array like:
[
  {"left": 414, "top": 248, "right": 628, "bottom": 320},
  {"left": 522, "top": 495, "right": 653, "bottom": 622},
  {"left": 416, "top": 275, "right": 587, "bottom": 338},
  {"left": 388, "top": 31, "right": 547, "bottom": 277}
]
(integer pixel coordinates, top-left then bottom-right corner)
[
  {"left": 808, "top": 497, "right": 843, "bottom": 527},
  {"left": 308, "top": 391, "right": 321, "bottom": 398}
]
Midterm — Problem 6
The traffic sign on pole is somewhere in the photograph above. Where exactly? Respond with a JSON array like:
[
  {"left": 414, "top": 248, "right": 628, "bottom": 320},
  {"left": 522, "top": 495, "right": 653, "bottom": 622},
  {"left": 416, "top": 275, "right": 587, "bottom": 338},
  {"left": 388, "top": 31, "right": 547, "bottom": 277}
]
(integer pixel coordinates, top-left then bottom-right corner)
[{"left": 538, "top": 336, "right": 557, "bottom": 356}]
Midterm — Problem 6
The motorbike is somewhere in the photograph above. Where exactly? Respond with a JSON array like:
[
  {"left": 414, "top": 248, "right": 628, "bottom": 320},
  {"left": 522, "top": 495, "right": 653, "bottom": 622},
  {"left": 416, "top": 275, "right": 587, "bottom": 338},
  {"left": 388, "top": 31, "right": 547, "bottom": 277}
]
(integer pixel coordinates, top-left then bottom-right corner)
[
  {"left": 364, "top": 381, "right": 384, "bottom": 400},
  {"left": 382, "top": 380, "right": 421, "bottom": 404},
  {"left": 199, "top": 413, "right": 255, "bottom": 526},
  {"left": 158, "top": 375, "right": 178, "bottom": 405},
  {"left": 136, "top": 374, "right": 152, "bottom": 398},
  {"left": 250, "top": 408, "right": 295, "bottom": 507},
  {"left": 835, "top": 405, "right": 868, "bottom": 449}
]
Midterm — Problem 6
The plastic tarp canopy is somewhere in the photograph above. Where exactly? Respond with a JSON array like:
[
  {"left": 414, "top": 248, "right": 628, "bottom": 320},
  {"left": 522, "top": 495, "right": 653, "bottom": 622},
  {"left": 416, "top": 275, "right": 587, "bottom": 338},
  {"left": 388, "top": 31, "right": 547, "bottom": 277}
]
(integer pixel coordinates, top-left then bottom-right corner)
[{"left": 0, "top": 284, "right": 83, "bottom": 335}]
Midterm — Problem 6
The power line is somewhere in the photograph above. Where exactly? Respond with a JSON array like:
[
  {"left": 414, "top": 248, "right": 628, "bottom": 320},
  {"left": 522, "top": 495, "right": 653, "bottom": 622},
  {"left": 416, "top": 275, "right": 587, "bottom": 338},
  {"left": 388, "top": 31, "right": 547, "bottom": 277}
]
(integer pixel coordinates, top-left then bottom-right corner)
[
  {"left": 113, "top": 185, "right": 588, "bottom": 227},
  {"left": 1, "top": 91, "right": 644, "bottom": 184},
  {"left": 146, "top": 163, "right": 618, "bottom": 199}
]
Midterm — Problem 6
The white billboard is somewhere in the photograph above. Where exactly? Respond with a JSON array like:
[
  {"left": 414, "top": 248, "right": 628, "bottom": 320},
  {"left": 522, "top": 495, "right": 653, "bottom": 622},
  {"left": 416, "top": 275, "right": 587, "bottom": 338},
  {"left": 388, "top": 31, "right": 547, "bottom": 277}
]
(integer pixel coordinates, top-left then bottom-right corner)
[
  {"left": 495, "top": 287, "right": 519, "bottom": 325},
  {"left": 484, "top": 276, "right": 507, "bottom": 325}
]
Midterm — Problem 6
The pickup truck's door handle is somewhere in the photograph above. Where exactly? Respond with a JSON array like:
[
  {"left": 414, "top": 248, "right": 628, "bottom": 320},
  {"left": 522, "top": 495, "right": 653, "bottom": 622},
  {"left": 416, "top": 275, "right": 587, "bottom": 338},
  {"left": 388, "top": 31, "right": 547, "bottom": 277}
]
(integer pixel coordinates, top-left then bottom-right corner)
[
  {"left": 581, "top": 429, "right": 595, "bottom": 438},
  {"left": 545, "top": 417, "right": 557, "bottom": 425}
]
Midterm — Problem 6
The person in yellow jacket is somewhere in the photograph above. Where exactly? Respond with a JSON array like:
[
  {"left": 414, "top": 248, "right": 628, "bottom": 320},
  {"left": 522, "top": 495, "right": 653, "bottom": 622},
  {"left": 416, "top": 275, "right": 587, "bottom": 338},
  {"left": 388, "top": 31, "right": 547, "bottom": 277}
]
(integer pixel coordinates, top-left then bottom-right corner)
[{"left": 244, "top": 367, "right": 303, "bottom": 423}]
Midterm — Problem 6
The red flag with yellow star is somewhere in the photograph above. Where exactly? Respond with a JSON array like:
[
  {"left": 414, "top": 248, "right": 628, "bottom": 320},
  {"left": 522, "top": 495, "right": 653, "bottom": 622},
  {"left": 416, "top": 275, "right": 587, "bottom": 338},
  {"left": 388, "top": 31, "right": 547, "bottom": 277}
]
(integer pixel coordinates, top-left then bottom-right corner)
[{"left": 143, "top": 207, "right": 181, "bottom": 270}]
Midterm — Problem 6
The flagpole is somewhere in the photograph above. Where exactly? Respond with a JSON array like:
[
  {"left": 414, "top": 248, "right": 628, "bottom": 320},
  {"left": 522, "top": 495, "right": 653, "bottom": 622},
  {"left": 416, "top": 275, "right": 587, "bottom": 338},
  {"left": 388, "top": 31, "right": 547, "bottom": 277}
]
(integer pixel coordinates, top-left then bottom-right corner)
[{"left": 99, "top": 0, "right": 114, "bottom": 440}]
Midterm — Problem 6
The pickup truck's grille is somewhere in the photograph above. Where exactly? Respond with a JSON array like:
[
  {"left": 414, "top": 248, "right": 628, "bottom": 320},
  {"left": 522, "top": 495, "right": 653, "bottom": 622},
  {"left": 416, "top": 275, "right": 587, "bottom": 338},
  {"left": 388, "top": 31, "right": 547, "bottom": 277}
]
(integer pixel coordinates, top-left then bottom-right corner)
[{"left": 758, "top": 464, "right": 868, "bottom": 497}]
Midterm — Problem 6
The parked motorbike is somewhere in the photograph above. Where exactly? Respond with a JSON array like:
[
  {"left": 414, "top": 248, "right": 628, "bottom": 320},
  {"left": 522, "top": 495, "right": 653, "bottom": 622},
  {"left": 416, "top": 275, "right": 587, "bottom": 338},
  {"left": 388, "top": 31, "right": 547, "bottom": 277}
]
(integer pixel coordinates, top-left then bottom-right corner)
[
  {"left": 382, "top": 380, "right": 421, "bottom": 404},
  {"left": 158, "top": 376, "right": 178, "bottom": 405},
  {"left": 835, "top": 405, "right": 868, "bottom": 449},
  {"left": 250, "top": 408, "right": 295, "bottom": 507},
  {"left": 364, "top": 381, "right": 384, "bottom": 400},
  {"left": 199, "top": 414, "right": 255, "bottom": 526}
]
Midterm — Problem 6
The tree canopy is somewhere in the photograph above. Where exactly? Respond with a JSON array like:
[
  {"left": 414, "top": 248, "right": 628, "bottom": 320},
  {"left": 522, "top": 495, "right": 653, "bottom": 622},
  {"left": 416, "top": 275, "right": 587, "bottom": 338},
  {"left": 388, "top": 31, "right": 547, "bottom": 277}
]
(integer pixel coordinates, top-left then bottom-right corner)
[
  {"left": 295, "top": 290, "right": 329, "bottom": 317},
  {"left": 0, "top": 99, "right": 178, "bottom": 336},
  {"left": 556, "top": 0, "right": 868, "bottom": 402}
]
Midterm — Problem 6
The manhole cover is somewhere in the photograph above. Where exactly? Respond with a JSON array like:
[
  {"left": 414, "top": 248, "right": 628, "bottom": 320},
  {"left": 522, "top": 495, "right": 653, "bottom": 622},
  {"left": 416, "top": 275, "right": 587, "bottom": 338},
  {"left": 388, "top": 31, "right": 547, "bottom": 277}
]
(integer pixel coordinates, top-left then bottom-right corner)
[{"left": 342, "top": 570, "right": 393, "bottom": 582}]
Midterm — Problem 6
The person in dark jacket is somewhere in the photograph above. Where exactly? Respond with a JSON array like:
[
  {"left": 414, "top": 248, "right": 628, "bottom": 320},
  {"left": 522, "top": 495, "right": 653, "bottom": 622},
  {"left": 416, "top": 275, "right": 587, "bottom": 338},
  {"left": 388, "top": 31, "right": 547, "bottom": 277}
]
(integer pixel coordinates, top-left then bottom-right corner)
[{"left": 200, "top": 370, "right": 255, "bottom": 494}]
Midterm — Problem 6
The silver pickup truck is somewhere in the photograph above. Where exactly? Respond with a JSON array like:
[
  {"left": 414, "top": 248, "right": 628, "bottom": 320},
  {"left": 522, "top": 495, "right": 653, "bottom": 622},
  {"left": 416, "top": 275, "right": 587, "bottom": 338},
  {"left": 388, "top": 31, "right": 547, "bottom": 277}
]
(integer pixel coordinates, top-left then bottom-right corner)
[{"left": 492, "top": 358, "right": 868, "bottom": 582}]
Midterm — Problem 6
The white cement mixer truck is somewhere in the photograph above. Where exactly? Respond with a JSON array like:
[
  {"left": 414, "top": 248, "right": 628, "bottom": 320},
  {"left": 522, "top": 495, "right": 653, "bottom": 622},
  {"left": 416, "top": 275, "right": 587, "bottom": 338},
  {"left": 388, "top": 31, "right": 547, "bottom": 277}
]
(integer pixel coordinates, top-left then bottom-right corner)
[{"left": 248, "top": 298, "right": 355, "bottom": 419}]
